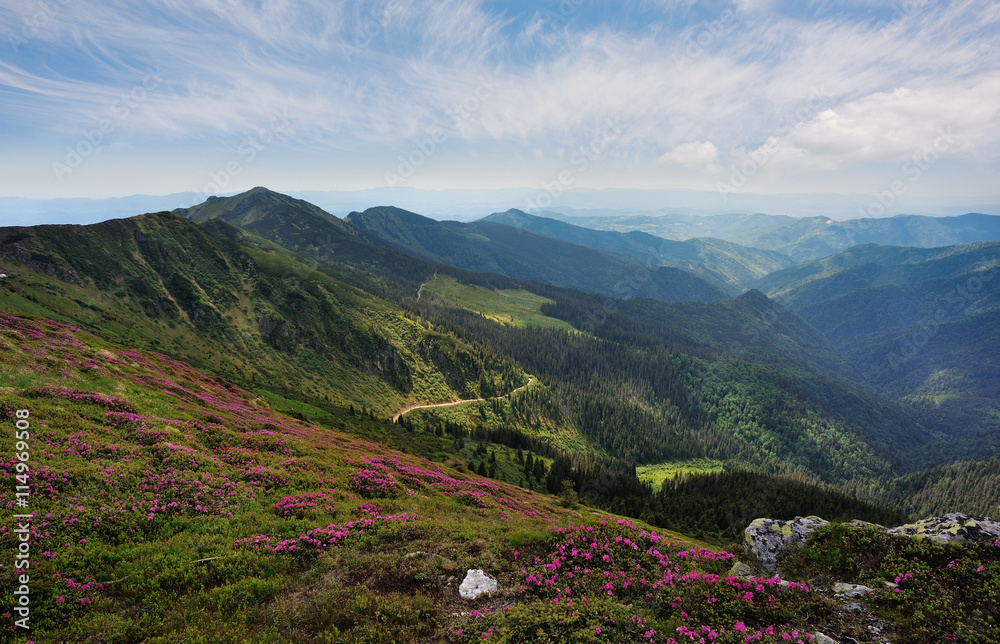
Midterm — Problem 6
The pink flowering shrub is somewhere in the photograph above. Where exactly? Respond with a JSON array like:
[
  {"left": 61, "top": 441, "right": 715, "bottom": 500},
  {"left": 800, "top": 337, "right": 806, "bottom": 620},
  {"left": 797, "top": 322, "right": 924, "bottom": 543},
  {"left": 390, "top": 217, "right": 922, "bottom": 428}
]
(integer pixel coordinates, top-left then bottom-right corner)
[
  {"left": 452, "top": 521, "right": 828, "bottom": 643},
  {"left": 272, "top": 489, "right": 340, "bottom": 517},
  {"left": 349, "top": 466, "right": 400, "bottom": 498}
]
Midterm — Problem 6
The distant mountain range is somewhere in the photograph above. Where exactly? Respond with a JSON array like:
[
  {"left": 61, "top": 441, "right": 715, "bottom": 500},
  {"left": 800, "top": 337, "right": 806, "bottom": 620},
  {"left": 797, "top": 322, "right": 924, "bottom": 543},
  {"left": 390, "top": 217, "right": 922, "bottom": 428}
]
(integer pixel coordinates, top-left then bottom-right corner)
[
  {"left": 344, "top": 205, "right": 729, "bottom": 302},
  {"left": 548, "top": 211, "right": 1000, "bottom": 261},
  {"left": 482, "top": 209, "right": 796, "bottom": 290}
]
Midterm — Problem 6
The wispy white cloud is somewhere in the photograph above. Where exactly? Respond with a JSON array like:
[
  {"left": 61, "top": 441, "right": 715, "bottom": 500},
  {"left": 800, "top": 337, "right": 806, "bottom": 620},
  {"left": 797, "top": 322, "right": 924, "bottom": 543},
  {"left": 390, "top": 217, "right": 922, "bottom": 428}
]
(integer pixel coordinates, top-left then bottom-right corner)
[{"left": 0, "top": 0, "right": 997, "bottom": 196}]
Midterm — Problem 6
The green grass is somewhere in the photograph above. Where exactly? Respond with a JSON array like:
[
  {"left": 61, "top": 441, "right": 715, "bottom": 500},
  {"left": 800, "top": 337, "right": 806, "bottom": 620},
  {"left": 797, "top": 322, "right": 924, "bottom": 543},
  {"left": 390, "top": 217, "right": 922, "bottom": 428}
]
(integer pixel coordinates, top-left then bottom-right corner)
[
  {"left": 637, "top": 458, "right": 725, "bottom": 492},
  {"left": 423, "top": 274, "right": 576, "bottom": 331}
]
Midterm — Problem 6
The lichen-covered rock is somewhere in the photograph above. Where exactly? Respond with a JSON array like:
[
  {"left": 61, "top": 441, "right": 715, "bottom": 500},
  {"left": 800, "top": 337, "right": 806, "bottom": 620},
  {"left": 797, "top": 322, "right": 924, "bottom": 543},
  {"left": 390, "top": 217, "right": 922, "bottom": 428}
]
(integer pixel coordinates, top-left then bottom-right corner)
[
  {"left": 813, "top": 632, "right": 839, "bottom": 644},
  {"left": 886, "top": 512, "right": 1000, "bottom": 544},
  {"left": 744, "top": 516, "right": 828, "bottom": 573},
  {"left": 459, "top": 569, "right": 498, "bottom": 600},
  {"left": 833, "top": 582, "right": 874, "bottom": 598}
]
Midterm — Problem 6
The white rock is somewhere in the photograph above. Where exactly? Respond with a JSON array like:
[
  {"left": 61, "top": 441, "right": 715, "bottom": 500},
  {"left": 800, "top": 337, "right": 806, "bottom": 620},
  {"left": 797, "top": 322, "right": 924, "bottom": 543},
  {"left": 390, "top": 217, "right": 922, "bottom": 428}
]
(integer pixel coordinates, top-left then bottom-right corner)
[
  {"left": 813, "top": 633, "right": 839, "bottom": 644},
  {"left": 459, "top": 569, "right": 498, "bottom": 600}
]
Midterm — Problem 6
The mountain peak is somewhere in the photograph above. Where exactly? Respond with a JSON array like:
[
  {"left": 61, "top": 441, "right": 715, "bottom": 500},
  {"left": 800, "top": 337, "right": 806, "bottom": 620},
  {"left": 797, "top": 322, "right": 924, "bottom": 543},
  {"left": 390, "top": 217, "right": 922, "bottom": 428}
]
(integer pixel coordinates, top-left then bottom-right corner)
[
  {"left": 345, "top": 205, "right": 435, "bottom": 227},
  {"left": 174, "top": 187, "right": 341, "bottom": 228}
]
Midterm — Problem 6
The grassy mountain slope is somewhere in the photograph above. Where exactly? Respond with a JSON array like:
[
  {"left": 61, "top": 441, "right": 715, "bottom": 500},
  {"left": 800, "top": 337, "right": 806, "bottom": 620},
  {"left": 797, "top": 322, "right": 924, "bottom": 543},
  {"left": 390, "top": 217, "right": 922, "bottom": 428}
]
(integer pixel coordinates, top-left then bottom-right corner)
[
  {"left": 482, "top": 209, "right": 795, "bottom": 290},
  {"left": 753, "top": 242, "right": 1000, "bottom": 309},
  {"left": 0, "top": 212, "right": 522, "bottom": 417},
  {"left": 7, "top": 313, "right": 994, "bottom": 644},
  {"left": 345, "top": 205, "right": 729, "bottom": 302},
  {"left": 175, "top": 187, "right": 441, "bottom": 301},
  {"left": 0, "top": 311, "right": 675, "bottom": 641}
]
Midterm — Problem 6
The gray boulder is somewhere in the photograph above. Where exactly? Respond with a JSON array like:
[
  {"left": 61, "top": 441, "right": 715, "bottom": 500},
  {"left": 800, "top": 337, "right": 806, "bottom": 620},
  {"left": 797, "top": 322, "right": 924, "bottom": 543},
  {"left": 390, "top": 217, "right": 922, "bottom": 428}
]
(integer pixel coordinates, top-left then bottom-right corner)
[
  {"left": 887, "top": 512, "right": 1000, "bottom": 544},
  {"left": 744, "top": 516, "right": 828, "bottom": 573}
]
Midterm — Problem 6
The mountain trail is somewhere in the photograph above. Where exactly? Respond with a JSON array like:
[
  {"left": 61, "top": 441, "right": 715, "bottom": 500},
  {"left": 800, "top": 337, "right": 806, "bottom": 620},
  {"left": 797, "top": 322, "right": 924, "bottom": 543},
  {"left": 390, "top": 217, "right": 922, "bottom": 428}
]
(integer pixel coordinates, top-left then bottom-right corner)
[
  {"left": 393, "top": 376, "right": 536, "bottom": 422},
  {"left": 415, "top": 272, "right": 438, "bottom": 301}
]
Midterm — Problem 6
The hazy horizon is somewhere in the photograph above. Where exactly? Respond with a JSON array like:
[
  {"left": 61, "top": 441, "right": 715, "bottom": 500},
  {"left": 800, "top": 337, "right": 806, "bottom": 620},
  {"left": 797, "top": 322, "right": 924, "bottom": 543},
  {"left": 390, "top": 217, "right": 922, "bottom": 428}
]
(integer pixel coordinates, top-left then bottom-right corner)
[{"left": 3, "top": 185, "right": 1000, "bottom": 228}]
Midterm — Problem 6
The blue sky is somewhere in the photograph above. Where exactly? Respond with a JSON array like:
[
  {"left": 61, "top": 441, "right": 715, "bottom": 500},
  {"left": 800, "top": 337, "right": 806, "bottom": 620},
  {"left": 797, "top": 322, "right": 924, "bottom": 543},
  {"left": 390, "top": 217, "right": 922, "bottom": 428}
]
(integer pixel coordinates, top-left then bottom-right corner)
[{"left": 1, "top": 0, "right": 998, "bottom": 203}]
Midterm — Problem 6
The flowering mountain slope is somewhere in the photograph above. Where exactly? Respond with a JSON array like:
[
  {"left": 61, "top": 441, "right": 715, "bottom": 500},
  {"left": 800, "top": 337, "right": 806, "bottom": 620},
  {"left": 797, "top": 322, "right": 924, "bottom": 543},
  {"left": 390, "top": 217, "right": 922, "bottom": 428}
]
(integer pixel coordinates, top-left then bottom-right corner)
[
  {"left": 0, "top": 312, "right": 581, "bottom": 640},
  {"left": 2, "top": 315, "right": 999, "bottom": 642}
]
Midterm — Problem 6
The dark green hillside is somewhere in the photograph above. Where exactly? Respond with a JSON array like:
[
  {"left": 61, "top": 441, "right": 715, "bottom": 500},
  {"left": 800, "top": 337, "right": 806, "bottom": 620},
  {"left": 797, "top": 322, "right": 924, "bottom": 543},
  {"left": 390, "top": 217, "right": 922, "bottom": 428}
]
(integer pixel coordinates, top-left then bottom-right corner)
[
  {"left": 844, "top": 305, "right": 1000, "bottom": 458},
  {"left": 0, "top": 212, "right": 522, "bottom": 417},
  {"left": 653, "top": 470, "right": 908, "bottom": 543},
  {"left": 483, "top": 209, "right": 795, "bottom": 290},
  {"left": 171, "top": 190, "right": 932, "bottom": 483},
  {"left": 346, "top": 205, "right": 729, "bottom": 302},
  {"left": 795, "top": 268, "right": 1000, "bottom": 354},
  {"left": 754, "top": 241, "right": 1000, "bottom": 309},
  {"left": 752, "top": 242, "right": 1000, "bottom": 461},
  {"left": 842, "top": 459, "right": 1000, "bottom": 518},
  {"left": 414, "top": 280, "right": 931, "bottom": 483}
]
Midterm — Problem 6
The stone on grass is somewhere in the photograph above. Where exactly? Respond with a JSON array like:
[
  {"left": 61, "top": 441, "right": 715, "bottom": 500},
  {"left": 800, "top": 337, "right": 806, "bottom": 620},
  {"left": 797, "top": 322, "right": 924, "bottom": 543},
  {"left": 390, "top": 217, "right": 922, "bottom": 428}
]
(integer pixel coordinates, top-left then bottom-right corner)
[
  {"left": 459, "top": 569, "right": 498, "bottom": 600},
  {"left": 729, "top": 560, "right": 755, "bottom": 578},
  {"left": 813, "top": 632, "right": 839, "bottom": 644}
]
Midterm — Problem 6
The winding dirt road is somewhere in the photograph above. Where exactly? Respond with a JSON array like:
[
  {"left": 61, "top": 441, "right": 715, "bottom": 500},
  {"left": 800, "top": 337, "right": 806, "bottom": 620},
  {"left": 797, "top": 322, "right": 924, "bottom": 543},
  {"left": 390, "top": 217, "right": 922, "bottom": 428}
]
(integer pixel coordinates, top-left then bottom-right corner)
[
  {"left": 393, "top": 376, "right": 537, "bottom": 422},
  {"left": 415, "top": 272, "right": 438, "bottom": 302}
]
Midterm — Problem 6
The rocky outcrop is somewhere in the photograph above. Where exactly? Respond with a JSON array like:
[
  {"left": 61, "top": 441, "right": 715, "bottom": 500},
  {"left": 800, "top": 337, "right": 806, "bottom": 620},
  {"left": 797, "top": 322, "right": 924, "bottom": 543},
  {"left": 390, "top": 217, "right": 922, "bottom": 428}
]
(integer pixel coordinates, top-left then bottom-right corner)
[
  {"left": 744, "top": 516, "right": 829, "bottom": 573},
  {"left": 887, "top": 512, "right": 1000, "bottom": 544},
  {"left": 745, "top": 512, "right": 1000, "bottom": 574},
  {"left": 459, "top": 569, "right": 498, "bottom": 600}
]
